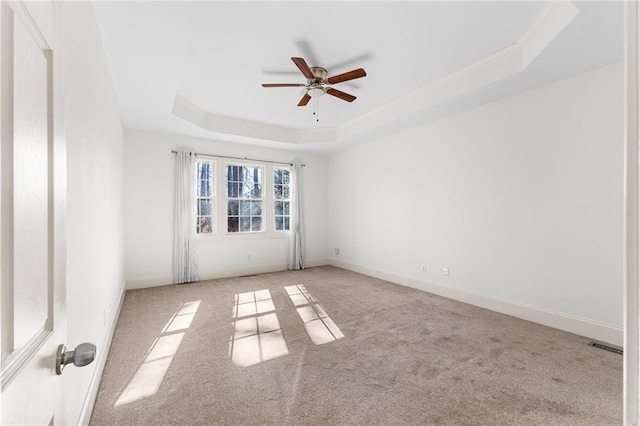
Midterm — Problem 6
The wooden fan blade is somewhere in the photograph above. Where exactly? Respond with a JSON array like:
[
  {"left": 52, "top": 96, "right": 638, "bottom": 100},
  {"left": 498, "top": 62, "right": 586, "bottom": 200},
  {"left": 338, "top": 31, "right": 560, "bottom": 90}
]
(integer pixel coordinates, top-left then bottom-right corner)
[
  {"left": 298, "top": 93, "right": 311, "bottom": 106},
  {"left": 327, "top": 88, "right": 356, "bottom": 102},
  {"left": 262, "top": 83, "right": 305, "bottom": 87},
  {"left": 291, "top": 57, "right": 315, "bottom": 79},
  {"left": 327, "top": 68, "right": 367, "bottom": 84}
]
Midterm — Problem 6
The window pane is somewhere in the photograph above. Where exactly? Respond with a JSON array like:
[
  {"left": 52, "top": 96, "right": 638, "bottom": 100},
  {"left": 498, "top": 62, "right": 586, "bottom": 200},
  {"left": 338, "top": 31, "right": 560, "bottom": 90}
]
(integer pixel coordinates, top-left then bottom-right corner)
[
  {"left": 229, "top": 165, "right": 239, "bottom": 181},
  {"left": 284, "top": 217, "right": 290, "bottom": 230},
  {"left": 251, "top": 217, "right": 262, "bottom": 232},
  {"left": 274, "top": 169, "right": 282, "bottom": 185},
  {"left": 283, "top": 187, "right": 290, "bottom": 200},
  {"left": 228, "top": 217, "right": 239, "bottom": 233},
  {"left": 198, "top": 162, "right": 212, "bottom": 180},
  {"left": 282, "top": 170, "right": 290, "bottom": 184},
  {"left": 240, "top": 200, "right": 251, "bottom": 215},
  {"left": 274, "top": 185, "right": 283, "bottom": 200},
  {"left": 198, "top": 199, "right": 212, "bottom": 216},
  {"left": 228, "top": 200, "right": 239, "bottom": 215},
  {"left": 253, "top": 184, "right": 262, "bottom": 199},
  {"left": 227, "top": 182, "right": 238, "bottom": 198},
  {"left": 198, "top": 179, "right": 211, "bottom": 197},
  {"left": 197, "top": 216, "right": 213, "bottom": 234},
  {"left": 251, "top": 201, "right": 262, "bottom": 215},
  {"left": 240, "top": 217, "right": 251, "bottom": 232},
  {"left": 275, "top": 201, "right": 283, "bottom": 215},
  {"left": 283, "top": 201, "right": 290, "bottom": 215},
  {"left": 241, "top": 182, "right": 262, "bottom": 199},
  {"left": 275, "top": 216, "right": 283, "bottom": 231},
  {"left": 240, "top": 182, "right": 250, "bottom": 198}
]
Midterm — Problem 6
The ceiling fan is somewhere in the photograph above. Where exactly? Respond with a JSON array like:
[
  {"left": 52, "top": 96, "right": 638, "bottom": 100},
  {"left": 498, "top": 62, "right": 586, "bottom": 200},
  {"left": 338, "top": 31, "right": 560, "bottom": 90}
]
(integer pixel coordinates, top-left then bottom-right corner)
[{"left": 262, "top": 57, "right": 367, "bottom": 109}]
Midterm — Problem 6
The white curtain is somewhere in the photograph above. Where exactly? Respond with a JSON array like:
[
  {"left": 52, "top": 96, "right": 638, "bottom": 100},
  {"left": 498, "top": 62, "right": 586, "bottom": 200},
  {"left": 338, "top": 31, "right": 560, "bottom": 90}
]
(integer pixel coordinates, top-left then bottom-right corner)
[
  {"left": 173, "top": 151, "right": 198, "bottom": 284},
  {"left": 288, "top": 163, "right": 304, "bottom": 270}
]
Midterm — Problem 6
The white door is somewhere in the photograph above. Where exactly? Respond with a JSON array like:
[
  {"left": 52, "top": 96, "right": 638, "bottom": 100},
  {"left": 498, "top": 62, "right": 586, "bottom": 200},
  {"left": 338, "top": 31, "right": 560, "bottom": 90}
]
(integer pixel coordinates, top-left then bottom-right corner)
[{"left": 1, "top": 1, "right": 67, "bottom": 424}]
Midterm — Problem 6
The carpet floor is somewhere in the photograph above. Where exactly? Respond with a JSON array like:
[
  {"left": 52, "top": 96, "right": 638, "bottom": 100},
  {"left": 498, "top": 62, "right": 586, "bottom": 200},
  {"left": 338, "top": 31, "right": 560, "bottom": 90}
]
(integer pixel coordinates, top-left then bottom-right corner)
[{"left": 90, "top": 266, "right": 621, "bottom": 425}]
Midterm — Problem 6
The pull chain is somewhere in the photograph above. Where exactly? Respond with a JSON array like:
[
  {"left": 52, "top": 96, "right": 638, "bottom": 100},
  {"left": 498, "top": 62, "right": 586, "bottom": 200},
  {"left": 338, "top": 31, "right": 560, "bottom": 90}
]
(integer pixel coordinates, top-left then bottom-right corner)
[{"left": 310, "top": 91, "right": 321, "bottom": 122}]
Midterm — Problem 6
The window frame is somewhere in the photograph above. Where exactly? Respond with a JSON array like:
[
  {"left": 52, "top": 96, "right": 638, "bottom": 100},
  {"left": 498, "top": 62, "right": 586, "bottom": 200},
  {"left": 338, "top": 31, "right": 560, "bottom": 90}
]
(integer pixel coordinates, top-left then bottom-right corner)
[
  {"left": 195, "top": 159, "right": 216, "bottom": 236},
  {"left": 193, "top": 155, "right": 292, "bottom": 239},
  {"left": 225, "top": 162, "right": 266, "bottom": 235},
  {"left": 273, "top": 167, "right": 292, "bottom": 233}
]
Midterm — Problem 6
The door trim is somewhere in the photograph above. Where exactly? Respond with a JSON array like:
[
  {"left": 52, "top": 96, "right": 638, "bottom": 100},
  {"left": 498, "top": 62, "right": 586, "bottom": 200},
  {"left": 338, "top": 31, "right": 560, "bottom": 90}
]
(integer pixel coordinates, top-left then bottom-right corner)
[{"left": 625, "top": 1, "right": 639, "bottom": 425}]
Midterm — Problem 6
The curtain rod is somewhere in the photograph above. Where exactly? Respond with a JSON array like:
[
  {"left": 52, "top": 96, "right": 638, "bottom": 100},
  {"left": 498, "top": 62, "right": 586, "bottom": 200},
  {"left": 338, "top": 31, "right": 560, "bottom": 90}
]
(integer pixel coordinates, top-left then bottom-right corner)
[{"left": 170, "top": 150, "right": 305, "bottom": 167}]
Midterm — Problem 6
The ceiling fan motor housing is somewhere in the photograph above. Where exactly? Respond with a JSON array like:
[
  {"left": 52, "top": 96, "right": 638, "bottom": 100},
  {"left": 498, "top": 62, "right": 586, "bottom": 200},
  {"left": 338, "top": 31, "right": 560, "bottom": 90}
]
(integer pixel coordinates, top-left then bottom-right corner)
[
  {"left": 307, "top": 67, "right": 328, "bottom": 98},
  {"left": 310, "top": 66, "right": 328, "bottom": 82}
]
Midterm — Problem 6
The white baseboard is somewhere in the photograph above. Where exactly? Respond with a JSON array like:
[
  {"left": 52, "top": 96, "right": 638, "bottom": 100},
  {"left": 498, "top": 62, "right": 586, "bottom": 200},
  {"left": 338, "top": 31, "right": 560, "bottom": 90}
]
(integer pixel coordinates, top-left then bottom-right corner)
[
  {"left": 78, "top": 286, "right": 126, "bottom": 426},
  {"left": 125, "top": 258, "right": 331, "bottom": 290},
  {"left": 125, "top": 273, "right": 172, "bottom": 290},
  {"left": 302, "top": 258, "right": 330, "bottom": 268},
  {"left": 330, "top": 258, "right": 623, "bottom": 347}
]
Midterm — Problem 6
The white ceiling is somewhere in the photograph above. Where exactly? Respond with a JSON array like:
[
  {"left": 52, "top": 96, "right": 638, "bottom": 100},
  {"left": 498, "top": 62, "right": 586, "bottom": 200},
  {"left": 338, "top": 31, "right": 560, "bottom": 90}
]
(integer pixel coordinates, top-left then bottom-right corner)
[{"left": 92, "top": 1, "right": 623, "bottom": 153}]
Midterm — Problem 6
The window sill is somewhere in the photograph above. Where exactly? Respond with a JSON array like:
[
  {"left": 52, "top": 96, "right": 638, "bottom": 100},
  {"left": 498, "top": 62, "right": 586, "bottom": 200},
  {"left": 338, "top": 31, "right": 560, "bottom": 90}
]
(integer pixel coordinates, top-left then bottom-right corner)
[{"left": 195, "top": 231, "right": 291, "bottom": 240}]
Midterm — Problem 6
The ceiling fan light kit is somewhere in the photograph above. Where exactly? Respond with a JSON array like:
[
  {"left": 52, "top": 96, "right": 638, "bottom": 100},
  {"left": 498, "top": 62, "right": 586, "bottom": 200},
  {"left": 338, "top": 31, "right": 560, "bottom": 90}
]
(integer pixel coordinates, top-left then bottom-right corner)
[
  {"left": 308, "top": 87, "right": 326, "bottom": 98},
  {"left": 262, "top": 57, "right": 367, "bottom": 122}
]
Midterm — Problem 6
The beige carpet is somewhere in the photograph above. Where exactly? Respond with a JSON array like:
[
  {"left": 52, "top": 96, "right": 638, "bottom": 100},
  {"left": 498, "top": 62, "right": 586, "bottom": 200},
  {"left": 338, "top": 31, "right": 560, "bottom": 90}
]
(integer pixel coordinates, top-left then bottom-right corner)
[{"left": 90, "top": 266, "right": 621, "bottom": 425}]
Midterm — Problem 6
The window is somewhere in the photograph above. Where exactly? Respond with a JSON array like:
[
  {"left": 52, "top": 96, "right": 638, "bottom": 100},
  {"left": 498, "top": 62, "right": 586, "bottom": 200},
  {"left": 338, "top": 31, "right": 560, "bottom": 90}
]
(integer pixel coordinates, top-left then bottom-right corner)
[
  {"left": 196, "top": 161, "right": 214, "bottom": 234},
  {"left": 273, "top": 168, "right": 290, "bottom": 231},
  {"left": 226, "top": 164, "right": 263, "bottom": 233},
  {"left": 193, "top": 157, "right": 291, "bottom": 236}
]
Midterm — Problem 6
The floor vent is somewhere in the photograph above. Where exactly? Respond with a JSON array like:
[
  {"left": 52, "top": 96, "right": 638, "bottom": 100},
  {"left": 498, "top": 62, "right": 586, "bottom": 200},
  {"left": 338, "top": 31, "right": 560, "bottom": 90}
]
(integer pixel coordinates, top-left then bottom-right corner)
[{"left": 588, "top": 341, "right": 623, "bottom": 355}]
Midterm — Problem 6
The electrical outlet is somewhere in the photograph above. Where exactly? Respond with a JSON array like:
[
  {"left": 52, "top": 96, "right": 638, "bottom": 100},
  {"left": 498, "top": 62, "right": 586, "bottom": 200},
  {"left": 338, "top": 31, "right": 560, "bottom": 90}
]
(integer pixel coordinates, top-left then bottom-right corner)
[
  {"left": 335, "top": 248, "right": 340, "bottom": 255},
  {"left": 420, "top": 264, "right": 426, "bottom": 272},
  {"left": 443, "top": 267, "right": 449, "bottom": 276}
]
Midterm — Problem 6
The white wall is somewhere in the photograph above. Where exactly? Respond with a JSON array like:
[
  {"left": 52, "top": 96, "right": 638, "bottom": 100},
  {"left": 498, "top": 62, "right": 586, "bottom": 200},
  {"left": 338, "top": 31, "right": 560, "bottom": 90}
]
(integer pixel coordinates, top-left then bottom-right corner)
[
  {"left": 61, "top": 2, "right": 124, "bottom": 424},
  {"left": 123, "top": 130, "right": 329, "bottom": 288},
  {"left": 328, "top": 62, "right": 624, "bottom": 342}
]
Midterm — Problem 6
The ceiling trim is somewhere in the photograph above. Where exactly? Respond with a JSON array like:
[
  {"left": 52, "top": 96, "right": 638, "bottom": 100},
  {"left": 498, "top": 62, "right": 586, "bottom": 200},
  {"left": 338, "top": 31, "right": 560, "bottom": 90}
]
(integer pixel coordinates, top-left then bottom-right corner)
[
  {"left": 172, "top": 0, "right": 578, "bottom": 148},
  {"left": 173, "top": 96, "right": 298, "bottom": 143},
  {"left": 520, "top": 0, "right": 581, "bottom": 68},
  {"left": 173, "top": 96, "right": 338, "bottom": 144}
]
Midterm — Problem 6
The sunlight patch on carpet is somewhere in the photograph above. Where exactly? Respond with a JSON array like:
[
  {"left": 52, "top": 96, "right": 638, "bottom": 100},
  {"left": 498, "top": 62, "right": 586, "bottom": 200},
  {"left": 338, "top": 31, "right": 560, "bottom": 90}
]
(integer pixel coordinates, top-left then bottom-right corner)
[
  {"left": 115, "top": 300, "right": 200, "bottom": 407},
  {"left": 285, "top": 285, "right": 344, "bottom": 345},
  {"left": 230, "top": 290, "right": 289, "bottom": 367},
  {"left": 162, "top": 300, "right": 201, "bottom": 332}
]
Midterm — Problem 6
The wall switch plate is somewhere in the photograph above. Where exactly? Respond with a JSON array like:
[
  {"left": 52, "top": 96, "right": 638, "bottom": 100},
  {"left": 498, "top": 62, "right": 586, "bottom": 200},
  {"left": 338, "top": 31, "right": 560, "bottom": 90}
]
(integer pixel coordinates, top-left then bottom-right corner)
[
  {"left": 335, "top": 248, "right": 339, "bottom": 255},
  {"left": 443, "top": 267, "right": 449, "bottom": 276},
  {"left": 420, "top": 264, "right": 426, "bottom": 272}
]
